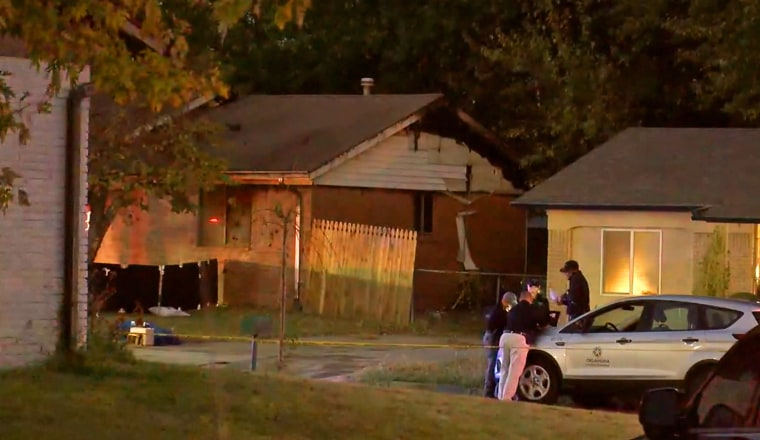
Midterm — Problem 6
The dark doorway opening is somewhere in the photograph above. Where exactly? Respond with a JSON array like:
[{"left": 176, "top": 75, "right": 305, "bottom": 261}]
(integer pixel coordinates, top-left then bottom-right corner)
[{"left": 92, "top": 260, "right": 218, "bottom": 312}]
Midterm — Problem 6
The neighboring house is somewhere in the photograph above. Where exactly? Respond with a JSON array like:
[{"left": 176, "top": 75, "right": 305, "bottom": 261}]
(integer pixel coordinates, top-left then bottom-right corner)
[
  {"left": 0, "top": 38, "right": 89, "bottom": 367},
  {"left": 513, "top": 127, "right": 760, "bottom": 311},
  {"left": 95, "top": 90, "right": 527, "bottom": 311}
]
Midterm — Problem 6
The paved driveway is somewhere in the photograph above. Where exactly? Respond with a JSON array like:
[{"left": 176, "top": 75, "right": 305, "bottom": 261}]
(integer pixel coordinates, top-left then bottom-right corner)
[{"left": 130, "top": 335, "right": 481, "bottom": 381}]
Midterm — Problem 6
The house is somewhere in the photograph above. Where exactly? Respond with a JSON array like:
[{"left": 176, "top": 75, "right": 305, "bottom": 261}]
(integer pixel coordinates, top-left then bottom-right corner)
[
  {"left": 0, "top": 38, "right": 89, "bottom": 367},
  {"left": 512, "top": 127, "right": 760, "bottom": 311},
  {"left": 94, "top": 88, "right": 529, "bottom": 312}
]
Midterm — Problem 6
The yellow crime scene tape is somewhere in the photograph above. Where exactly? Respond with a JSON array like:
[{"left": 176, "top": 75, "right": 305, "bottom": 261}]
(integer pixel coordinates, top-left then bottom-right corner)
[{"left": 142, "top": 332, "right": 496, "bottom": 350}]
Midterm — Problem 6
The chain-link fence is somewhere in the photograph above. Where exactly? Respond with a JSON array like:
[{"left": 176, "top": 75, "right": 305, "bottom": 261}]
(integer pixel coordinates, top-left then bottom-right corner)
[{"left": 413, "top": 269, "right": 547, "bottom": 313}]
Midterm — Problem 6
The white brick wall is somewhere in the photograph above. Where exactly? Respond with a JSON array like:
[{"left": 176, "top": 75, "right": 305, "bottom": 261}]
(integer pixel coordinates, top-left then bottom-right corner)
[{"left": 0, "top": 56, "right": 89, "bottom": 368}]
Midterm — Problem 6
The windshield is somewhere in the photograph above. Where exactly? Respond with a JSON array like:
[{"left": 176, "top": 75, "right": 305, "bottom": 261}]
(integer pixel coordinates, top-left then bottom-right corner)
[{"left": 693, "top": 335, "right": 760, "bottom": 428}]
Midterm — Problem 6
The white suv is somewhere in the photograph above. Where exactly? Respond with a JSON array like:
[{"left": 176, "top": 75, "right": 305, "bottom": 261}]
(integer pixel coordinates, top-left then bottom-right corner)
[{"left": 494, "top": 295, "right": 760, "bottom": 405}]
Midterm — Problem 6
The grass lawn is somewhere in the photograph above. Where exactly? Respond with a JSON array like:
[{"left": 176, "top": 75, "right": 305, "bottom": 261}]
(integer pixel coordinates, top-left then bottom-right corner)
[
  {"left": 361, "top": 351, "right": 484, "bottom": 390},
  {"left": 102, "top": 306, "right": 484, "bottom": 339},
  {"left": 0, "top": 360, "right": 642, "bottom": 440}
]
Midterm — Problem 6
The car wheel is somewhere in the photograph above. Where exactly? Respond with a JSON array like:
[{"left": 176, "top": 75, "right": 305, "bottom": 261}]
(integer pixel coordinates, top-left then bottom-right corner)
[
  {"left": 685, "top": 364, "right": 715, "bottom": 396},
  {"left": 517, "top": 356, "right": 560, "bottom": 404}
]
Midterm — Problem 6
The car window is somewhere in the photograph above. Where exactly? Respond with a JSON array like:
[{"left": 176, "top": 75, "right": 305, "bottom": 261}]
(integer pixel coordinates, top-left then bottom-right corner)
[
  {"left": 693, "top": 336, "right": 760, "bottom": 428},
  {"left": 562, "top": 302, "right": 645, "bottom": 333},
  {"left": 639, "top": 301, "right": 698, "bottom": 331},
  {"left": 699, "top": 305, "right": 743, "bottom": 330}
]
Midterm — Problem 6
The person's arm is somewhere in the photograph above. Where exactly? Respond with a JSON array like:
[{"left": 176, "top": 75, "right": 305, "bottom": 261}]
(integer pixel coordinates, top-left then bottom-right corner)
[
  {"left": 568, "top": 276, "right": 585, "bottom": 306},
  {"left": 559, "top": 292, "right": 569, "bottom": 306}
]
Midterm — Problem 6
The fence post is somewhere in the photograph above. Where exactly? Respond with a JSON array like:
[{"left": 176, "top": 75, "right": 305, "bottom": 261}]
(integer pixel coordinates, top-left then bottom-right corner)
[{"left": 250, "top": 334, "right": 258, "bottom": 371}]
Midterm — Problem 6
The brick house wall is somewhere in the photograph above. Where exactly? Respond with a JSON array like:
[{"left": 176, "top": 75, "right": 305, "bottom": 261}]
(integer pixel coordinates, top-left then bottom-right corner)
[
  {"left": 311, "top": 186, "right": 526, "bottom": 310},
  {"left": 98, "top": 183, "right": 526, "bottom": 311},
  {"left": 727, "top": 232, "right": 754, "bottom": 293},
  {"left": 0, "top": 55, "right": 89, "bottom": 367},
  {"left": 96, "top": 186, "right": 311, "bottom": 307},
  {"left": 694, "top": 229, "right": 754, "bottom": 295}
]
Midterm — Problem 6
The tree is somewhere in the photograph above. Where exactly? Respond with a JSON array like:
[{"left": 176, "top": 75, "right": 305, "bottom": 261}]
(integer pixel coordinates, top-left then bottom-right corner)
[
  {"left": 223, "top": 0, "right": 740, "bottom": 184},
  {"left": 87, "top": 100, "right": 228, "bottom": 263},
  {"left": 0, "top": 0, "right": 309, "bottom": 261},
  {"left": 481, "top": 0, "right": 730, "bottom": 182},
  {"left": 695, "top": 226, "right": 731, "bottom": 297},
  {"left": 668, "top": 0, "right": 760, "bottom": 122}
]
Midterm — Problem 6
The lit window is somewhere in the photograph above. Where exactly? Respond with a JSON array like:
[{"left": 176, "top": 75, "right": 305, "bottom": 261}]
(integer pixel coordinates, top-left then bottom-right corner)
[{"left": 601, "top": 230, "right": 661, "bottom": 295}]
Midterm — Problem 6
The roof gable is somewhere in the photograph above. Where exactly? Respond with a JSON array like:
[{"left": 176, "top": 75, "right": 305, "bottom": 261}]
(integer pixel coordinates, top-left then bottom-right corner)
[
  {"left": 202, "top": 94, "right": 444, "bottom": 173},
  {"left": 513, "top": 127, "right": 760, "bottom": 221}
]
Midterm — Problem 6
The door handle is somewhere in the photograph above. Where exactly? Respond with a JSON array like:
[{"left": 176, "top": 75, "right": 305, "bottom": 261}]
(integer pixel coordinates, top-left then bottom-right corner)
[
  {"left": 555, "top": 341, "right": 565, "bottom": 347},
  {"left": 616, "top": 338, "right": 632, "bottom": 345},
  {"left": 682, "top": 337, "right": 699, "bottom": 344}
]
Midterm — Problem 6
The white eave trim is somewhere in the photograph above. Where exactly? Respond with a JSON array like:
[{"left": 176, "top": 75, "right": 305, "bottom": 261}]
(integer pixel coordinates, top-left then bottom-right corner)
[
  {"left": 308, "top": 113, "right": 421, "bottom": 180},
  {"left": 226, "top": 172, "right": 313, "bottom": 186}
]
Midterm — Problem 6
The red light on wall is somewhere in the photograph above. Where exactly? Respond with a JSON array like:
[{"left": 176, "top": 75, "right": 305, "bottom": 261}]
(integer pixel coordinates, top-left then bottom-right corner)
[{"left": 208, "top": 217, "right": 220, "bottom": 224}]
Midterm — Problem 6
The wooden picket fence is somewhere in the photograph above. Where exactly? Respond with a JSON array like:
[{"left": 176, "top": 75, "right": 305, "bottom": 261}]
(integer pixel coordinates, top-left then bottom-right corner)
[{"left": 303, "top": 219, "right": 417, "bottom": 324}]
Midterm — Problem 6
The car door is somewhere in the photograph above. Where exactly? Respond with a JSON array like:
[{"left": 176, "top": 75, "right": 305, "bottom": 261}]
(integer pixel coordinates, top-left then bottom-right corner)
[
  {"left": 560, "top": 300, "right": 646, "bottom": 379},
  {"left": 696, "top": 303, "right": 745, "bottom": 355},
  {"left": 631, "top": 300, "right": 703, "bottom": 381}
]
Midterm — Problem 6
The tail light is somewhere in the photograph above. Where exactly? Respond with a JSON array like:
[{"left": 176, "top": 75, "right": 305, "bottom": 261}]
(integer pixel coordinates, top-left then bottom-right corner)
[
  {"left": 754, "top": 311, "right": 760, "bottom": 324},
  {"left": 733, "top": 333, "right": 745, "bottom": 340}
]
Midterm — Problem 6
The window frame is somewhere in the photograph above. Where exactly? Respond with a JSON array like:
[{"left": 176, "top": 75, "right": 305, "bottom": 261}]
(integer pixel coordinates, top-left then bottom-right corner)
[
  {"left": 641, "top": 300, "right": 699, "bottom": 332},
  {"left": 413, "top": 192, "right": 434, "bottom": 234},
  {"left": 600, "top": 228, "right": 663, "bottom": 297},
  {"left": 697, "top": 304, "right": 744, "bottom": 331},
  {"left": 197, "top": 186, "right": 227, "bottom": 247},
  {"left": 197, "top": 185, "right": 252, "bottom": 248},
  {"left": 559, "top": 299, "right": 647, "bottom": 334},
  {"left": 754, "top": 224, "right": 760, "bottom": 293}
]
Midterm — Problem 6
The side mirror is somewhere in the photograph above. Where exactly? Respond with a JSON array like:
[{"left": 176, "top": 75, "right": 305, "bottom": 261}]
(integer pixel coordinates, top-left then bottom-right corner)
[{"left": 639, "top": 388, "right": 686, "bottom": 440}]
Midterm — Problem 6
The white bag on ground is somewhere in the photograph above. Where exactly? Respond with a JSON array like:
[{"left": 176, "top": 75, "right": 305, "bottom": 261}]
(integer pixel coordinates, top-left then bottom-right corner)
[{"left": 148, "top": 306, "right": 190, "bottom": 317}]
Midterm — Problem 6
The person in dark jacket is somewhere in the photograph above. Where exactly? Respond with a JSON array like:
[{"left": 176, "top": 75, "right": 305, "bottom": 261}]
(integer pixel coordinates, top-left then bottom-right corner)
[
  {"left": 524, "top": 278, "right": 550, "bottom": 319},
  {"left": 497, "top": 290, "right": 551, "bottom": 401},
  {"left": 556, "top": 260, "right": 590, "bottom": 321},
  {"left": 482, "top": 291, "right": 518, "bottom": 398}
]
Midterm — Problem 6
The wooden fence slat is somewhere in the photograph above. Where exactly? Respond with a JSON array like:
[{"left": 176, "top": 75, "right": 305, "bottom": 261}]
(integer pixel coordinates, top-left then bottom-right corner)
[
  {"left": 302, "top": 219, "right": 417, "bottom": 325},
  {"left": 398, "top": 229, "right": 416, "bottom": 323}
]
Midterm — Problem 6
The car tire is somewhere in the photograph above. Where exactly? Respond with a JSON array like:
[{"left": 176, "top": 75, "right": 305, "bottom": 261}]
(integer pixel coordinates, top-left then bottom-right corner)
[
  {"left": 685, "top": 364, "right": 715, "bottom": 396},
  {"left": 517, "top": 356, "right": 561, "bottom": 405}
]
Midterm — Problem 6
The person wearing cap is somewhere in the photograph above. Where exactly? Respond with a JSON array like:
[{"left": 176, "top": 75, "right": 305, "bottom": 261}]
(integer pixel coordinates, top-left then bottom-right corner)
[
  {"left": 497, "top": 289, "right": 551, "bottom": 401},
  {"left": 482, "top": 291, "right": 517, "bottom": 398},
  {"left": 524, "top": 278, "right": 550, "bottom": 319},
  {"left": 554, "top": 260, "right": 590, "bottom": 321}
]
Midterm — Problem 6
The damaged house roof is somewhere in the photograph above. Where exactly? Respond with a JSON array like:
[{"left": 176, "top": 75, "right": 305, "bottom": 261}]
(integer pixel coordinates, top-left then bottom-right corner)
[{"left": 200, "top": 94, "right": 525, "bottom": 188}]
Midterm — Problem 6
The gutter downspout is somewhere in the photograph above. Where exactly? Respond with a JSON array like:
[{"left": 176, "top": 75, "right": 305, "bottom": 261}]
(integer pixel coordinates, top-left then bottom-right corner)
[
  {"left": 287, "top": 186, "right": 304, "bottom": 311},
  {"left": 61, "top": 82, "right": 94, "bottom": 356}
]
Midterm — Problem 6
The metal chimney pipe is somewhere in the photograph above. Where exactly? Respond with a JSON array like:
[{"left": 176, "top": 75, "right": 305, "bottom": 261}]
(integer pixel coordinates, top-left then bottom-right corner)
[{"left": 361, "top": 77, "right": 375, "bottom": 95}]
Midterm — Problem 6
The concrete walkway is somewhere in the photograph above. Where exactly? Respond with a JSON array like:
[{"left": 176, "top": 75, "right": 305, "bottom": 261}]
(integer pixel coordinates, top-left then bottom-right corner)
[{"left": 130, "top": 335, "right": 481, "bottom": 382}]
